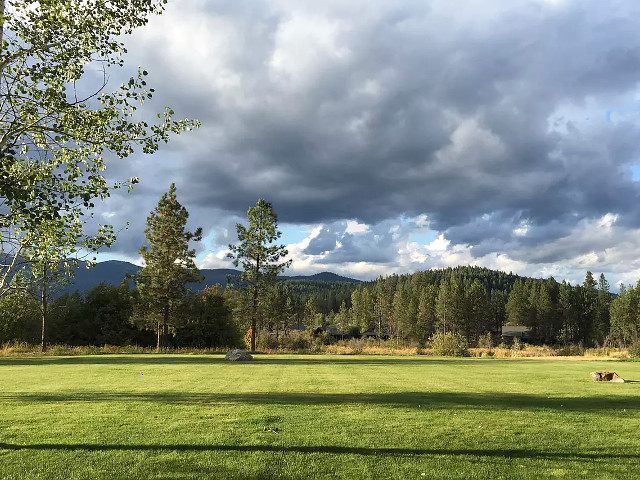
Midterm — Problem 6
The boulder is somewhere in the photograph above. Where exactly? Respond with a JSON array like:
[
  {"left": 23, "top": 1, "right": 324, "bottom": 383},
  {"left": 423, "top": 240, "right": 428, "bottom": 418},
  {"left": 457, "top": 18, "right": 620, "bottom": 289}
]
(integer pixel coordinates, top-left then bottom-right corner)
[
  {"left": 590, "top": 371, "right": 625, "bottom": 383},
  {"left": 225, "top": 349, "right": 253, "bottom": 361}
]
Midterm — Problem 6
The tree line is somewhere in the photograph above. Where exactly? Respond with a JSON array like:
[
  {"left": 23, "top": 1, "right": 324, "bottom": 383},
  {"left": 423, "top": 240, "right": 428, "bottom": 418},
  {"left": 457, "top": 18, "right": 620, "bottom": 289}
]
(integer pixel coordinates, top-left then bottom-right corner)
[
  {"left": 5, "top": 260, "right": 639, "bottom": 351},
  {"left": 322, "top": 268, "right": 618, "bottom": 347}
]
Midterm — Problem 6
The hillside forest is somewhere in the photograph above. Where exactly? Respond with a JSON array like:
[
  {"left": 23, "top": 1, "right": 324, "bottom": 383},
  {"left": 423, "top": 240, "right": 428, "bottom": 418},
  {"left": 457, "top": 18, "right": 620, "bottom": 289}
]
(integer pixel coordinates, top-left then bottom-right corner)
[{"left": 2, "top": 264, "right": 639, "bottom": 351}]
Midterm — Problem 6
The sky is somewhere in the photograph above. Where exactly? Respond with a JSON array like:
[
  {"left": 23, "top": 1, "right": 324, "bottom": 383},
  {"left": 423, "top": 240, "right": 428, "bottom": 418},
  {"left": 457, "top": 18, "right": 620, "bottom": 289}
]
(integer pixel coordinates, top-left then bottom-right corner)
[{"left": 90, "top": 0, "right": 640, "bottom": 288}]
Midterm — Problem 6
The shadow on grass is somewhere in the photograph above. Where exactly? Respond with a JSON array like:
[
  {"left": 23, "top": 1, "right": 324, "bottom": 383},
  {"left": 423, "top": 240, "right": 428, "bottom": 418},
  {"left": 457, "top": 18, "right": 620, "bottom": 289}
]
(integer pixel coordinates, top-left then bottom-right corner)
[
  {"left": 0, "top": 442, "right": 638, "bottom": 461},
  {"left": 0, "top": 390, "right": 637, "bottom": 412},
  {"left": 0, "top": 356, "right": 489, "bottom": 366}
]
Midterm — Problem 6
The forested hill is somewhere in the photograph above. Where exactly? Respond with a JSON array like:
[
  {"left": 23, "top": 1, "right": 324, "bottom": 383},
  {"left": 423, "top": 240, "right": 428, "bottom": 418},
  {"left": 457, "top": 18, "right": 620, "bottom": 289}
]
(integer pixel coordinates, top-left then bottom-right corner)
[{"left": 60, "top": 260, "right": 359, "bottom": 295}]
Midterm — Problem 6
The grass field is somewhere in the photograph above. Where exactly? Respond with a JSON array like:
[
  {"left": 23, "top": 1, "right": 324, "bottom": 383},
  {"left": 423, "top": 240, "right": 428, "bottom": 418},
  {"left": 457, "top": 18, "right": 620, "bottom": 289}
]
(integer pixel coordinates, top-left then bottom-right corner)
[{"left": 0, "top": 354, "right": 639, "bottom": 479}]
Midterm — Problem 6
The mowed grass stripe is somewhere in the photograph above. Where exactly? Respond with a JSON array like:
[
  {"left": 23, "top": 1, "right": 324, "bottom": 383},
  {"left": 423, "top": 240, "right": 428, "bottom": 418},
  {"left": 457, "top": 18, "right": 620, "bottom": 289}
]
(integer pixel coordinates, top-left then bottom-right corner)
[{"left": 1, "top": 354, "right": 639, "bottom": 479}]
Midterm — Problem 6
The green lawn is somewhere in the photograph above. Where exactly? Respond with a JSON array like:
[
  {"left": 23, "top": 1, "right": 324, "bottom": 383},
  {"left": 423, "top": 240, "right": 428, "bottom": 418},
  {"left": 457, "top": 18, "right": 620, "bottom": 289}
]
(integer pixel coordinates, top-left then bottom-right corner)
[{"left": 0, "top": 354, "right": 638, "bottom": 479}]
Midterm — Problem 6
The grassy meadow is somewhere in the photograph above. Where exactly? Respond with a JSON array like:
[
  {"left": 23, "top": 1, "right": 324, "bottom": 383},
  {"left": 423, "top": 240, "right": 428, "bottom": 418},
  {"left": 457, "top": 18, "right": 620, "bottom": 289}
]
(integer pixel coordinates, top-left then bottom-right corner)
[{"left": 0, "top": 354, "right": 639, "bottom": 479}]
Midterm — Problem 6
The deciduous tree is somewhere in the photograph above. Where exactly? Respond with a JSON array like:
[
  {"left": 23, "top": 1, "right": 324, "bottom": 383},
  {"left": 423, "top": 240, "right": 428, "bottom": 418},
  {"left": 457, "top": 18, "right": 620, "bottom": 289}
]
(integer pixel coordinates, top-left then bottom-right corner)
[{"left": 0, "top": 0, "right": 198, "bottom": 296}]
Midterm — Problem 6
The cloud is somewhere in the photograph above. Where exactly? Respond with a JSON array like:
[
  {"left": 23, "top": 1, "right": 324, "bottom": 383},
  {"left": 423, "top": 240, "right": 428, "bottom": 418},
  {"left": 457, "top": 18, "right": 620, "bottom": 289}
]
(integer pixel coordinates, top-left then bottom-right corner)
[{"left": 80, "top": 0, "right": 640, "bottom": 285}]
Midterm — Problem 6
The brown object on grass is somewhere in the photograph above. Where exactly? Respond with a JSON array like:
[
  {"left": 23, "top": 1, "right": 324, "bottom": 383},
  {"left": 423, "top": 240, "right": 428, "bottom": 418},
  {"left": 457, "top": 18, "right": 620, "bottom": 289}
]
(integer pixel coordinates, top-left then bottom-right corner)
[{"left": 590, "top": 371, "right": 625, "bottom": 383}]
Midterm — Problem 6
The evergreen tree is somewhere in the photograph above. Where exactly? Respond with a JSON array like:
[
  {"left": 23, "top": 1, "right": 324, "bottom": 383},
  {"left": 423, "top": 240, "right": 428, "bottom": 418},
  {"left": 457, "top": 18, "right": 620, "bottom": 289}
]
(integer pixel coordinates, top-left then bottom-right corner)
[
  {"left": 559, "top": 281, "right": 583, "bottom": 345},
  {"left": 374, "top": 276, "right": 394, "bottom": 339},
  {"left": 593, "top": 273, "right": 611, "bottom": 345},
  {"left": 466, "top": 280, "right": 490, "bottom": 342},
  {"left": 175, "top": 286, "right": 240, "bottom": 348},
  {"left": 435, "top": 276, "right": 465, "bottom": 335},
  {"left": 506, "top": 279, "right": 530, "bottom": 326},
  {"left": 352, "top": 286, "right": 374, "bottom": 331},
  {"left": 336, "top": 300, "right": 351, "bottom": 331},
  {"left": 490, "top": 290, "right": 507, "bottom": 332},
  {"left": 609, "top": 283, "right": 639, "bottom": 347},
  {"left": 416, "top": 285, "right": 437, "bottom": 344},
  {"left": 134, "top": 184, "right": 202, "bottom": 349},
  {"left": 303, "top": 296, "right": 317, "bottom": 326},
  {"left": 536, "top": 281, "right": 555, "bottom": 342},
  {"left": 83, "top": 282, "right": 136, "bottom": 346},
  {"left": 393, "top": 281, "right": 410, "bottom": 340},
  {"left": 227, "top": 199, "right": 291, "bottom": 351},
  {"left": 582, "top": 271, "right": 598, "bottom": 344}
]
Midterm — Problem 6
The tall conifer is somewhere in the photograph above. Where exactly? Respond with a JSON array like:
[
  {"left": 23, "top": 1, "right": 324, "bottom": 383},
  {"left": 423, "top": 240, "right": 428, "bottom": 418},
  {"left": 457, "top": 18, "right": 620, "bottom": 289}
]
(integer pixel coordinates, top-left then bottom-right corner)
[
  {"left": 135, "top": 184, "right": 202, "bottom": 349},
  {"left": 227, "top": 199, "right": 291, "bottom": 351}
]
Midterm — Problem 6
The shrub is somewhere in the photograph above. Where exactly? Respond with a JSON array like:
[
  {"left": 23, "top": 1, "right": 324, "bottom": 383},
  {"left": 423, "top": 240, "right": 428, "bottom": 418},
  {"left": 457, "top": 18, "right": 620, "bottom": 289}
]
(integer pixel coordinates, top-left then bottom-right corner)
[
  {"left": 629, "top": 341, "right": 640, "bottom": 359},
  {"left": 512, "top": 337, "right": 521, "bottom": 351},
  {"left": 556, "top": 343, "right": 585, "bottom": 356},
  {"left": 429, "top": 332, "right": 469, "bottom": 357},
  {"left": 478, "top": 332, "right": 494, "bottom": 350},
  {"left": 345, "top": 338, "right": 365, "bottom": 354},
  {"left": 280, "top": 330, "right": 313, "bottom": 351},
  {"left": 256, "top": 330, "right": 279, "bottom": 350},
  {"left": 316, "top": 331, "right": 336, "bottom": 346}
]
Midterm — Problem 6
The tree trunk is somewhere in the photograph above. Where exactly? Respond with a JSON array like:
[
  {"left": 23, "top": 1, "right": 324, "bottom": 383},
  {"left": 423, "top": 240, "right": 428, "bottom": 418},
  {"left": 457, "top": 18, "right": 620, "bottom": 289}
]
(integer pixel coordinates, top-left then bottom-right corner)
[
  {"left": 156, "top": 321, "right": 161, "bottom": 350},
  {"left": 251, "top": 284, "right": 258, "bottom": 352},
  {"left": 250, "top": 254, "right": 260, "bottom": 352},
  {"left": 160, "top": 301, "right": 170, "bottom": 350},
  {"left": 40, "top": 263, "right": 48, "bottom": 352},
  {"left": 0, "top": 0, "right": 5, "bottom": 48},
  {"left": 40, "top": 269, "right": 48, "bottom": 352}
]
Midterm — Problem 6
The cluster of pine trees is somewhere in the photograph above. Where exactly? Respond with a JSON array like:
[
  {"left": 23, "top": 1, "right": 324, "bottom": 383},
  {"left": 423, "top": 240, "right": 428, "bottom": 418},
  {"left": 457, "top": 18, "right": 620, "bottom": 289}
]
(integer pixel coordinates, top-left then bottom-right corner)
[
  {"left": 300, "top": 267, "right": 633, "bottom": 348},
  {"left": 1, "top": 181, "right": 638, "bottom": 350},
  {"left": 0, "top": 281, "right": 240, "bottom": 348},
  {"left": 2, "top": 265, "right": 640, "bottom": 349}
]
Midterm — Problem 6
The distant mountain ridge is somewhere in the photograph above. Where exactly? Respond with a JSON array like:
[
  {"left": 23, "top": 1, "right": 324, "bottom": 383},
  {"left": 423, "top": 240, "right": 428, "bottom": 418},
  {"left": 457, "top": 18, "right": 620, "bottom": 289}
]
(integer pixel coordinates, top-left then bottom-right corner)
[{"left": 60, "top": 260, "right": 360, "bottom": 295}]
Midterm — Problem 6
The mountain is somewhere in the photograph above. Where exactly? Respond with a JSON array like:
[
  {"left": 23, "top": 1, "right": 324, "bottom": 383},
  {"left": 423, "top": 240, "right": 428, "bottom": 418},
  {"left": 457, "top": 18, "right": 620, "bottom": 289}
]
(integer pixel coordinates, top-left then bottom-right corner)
[
  {"left": 59, "top": 260, "right": 359, "bottom": 295},
  {"left": 285, "top": 272, "right": 360, "bottom": 283}
]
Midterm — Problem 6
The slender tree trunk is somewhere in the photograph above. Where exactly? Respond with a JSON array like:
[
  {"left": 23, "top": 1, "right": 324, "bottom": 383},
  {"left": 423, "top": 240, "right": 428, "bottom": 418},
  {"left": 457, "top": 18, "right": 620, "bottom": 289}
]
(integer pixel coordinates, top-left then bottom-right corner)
[
  {"left": 251, "top": 283, "right": 258, "bottom": 352},
  {"left": 41, "top": 268, "right": 48, "bottom": 352},
  {"left": 156, "top": 321, "right": 161, "bottom": 350},
  {"left": 161, "top": 301, "right": 170, "bottom": 349},
  {"left": 0, "top": 0, "right": 4, "bottom": 51},
  {"left": 163, "top": 322, "right": 169, "bottom": 348},
  {"left": 250, "top": 255, "right": 260, "bottom": 352},
  {"left": 0, "top": 0, "right": 5, "bottom": 48}
]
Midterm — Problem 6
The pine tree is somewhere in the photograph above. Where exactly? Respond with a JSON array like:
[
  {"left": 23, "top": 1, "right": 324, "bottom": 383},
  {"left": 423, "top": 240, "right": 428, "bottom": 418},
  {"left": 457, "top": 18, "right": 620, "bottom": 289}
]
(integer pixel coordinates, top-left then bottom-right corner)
[
  {"left": 435, "top": 276, "right": 465, "bottom": 335},
  {"left": 416, "top": 285, "right": 437, "bottom": 344},
  {"left": 466, "top": 280, "right": 490, "bottom": 342},
  {"left": 506, "top": 279, "right": 530, "bottom": 326},
  {"left": 536, "top": 281, "right": 554, "bottom": 342},
  {"left": 134, "top": 184, "right": 202, "bottom": 349},
  {"left": 304, "top": 296, "right": 317, "bottom": 326},
  {"left": 227, "top": 199, "right": 291, "bottom": 351},
  {"left": 593, "top": 273, "right": 611, "bottom": 345},
  {"left": 582, "top": 271, "right": 597, "bottom": 344}
]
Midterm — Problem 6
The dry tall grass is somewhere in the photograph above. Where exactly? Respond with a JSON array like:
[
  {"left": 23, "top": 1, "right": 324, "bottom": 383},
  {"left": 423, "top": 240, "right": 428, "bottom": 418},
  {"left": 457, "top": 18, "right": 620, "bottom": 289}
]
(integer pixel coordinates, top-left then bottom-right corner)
[{"left": 0, "top": 341, "right": 632, "bottom": 359}]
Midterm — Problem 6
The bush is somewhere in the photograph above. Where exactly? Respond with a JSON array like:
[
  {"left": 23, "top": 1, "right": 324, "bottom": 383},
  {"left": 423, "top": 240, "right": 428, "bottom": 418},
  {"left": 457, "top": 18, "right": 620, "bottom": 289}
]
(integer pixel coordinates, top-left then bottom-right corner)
[
  {"left": 478, "top": 332, "right": 494, "bottom": 350},
  {"left": 557, "top": 343, "right": 585, "bottom": 356},
  {"left": 316, "top": 331, "right": 336, "bottom": 346},
  {"left": 256, "top": 330, "right": 279, "bottom": 350},
  {"left": 629, "top": 341, "right": 640, "bottom": 359},
  {"left": 429, "top": 332, "right": 469, "bottom": 357},
  {"left": 280, "top": 330, "right": 313, "bottom": 351}
]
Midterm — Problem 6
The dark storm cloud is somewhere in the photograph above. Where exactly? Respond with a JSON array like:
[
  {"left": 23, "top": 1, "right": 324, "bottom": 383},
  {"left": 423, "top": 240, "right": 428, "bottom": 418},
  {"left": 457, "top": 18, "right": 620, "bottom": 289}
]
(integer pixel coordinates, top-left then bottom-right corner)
[{"left": 92, "top": 0, "right": 640, "bottom": 267}]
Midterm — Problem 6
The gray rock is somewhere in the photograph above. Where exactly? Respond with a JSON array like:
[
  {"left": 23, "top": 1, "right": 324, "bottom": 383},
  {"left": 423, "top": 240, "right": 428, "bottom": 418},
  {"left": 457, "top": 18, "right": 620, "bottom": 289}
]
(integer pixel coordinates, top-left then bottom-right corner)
[{"left": 225, "top": 349, "right": 253, "bottom": 361}]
